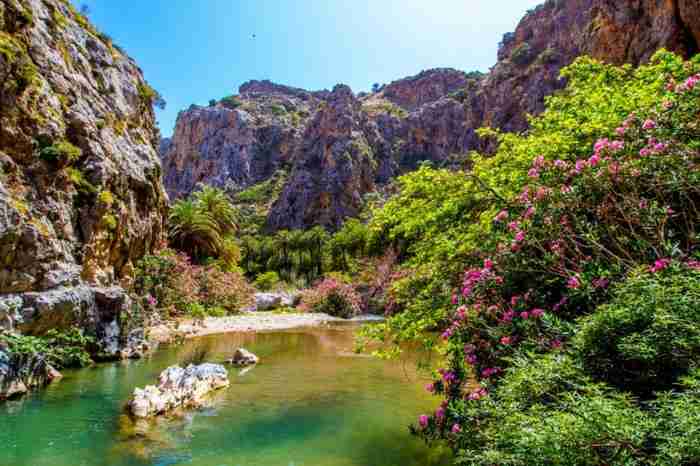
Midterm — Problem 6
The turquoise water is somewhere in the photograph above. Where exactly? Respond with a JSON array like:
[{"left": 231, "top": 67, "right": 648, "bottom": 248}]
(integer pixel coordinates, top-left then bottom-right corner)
[{"left": 0, "top": 323, "right": 450, "bottom": 466}]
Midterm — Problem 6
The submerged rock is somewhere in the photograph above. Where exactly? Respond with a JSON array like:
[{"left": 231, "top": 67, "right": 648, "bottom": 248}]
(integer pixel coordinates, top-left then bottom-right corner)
[
  {"left": 127, "top": 363, "right": 229, "bottom": 418},
  {"left": 228, "top": 348, "right": 259, "bottom": 366}
]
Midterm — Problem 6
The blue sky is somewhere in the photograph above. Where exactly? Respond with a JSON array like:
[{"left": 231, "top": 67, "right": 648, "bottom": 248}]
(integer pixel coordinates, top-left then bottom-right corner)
[{"left": 76, "top": 1, "right": 543, "bottom": 136}]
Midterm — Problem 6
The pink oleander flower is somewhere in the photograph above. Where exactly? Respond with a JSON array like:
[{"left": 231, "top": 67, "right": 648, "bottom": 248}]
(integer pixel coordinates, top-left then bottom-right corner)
[
  {"left": 466, "top": 353, "right": 478, "bottom": 365},
  {"left": 535, "top": 187, "right": 549, "bottom": 201},
  {"left": 639, "top": 199, "right": 648, "bottom": 209},
  {"left": 482, "top": 367, "right": 501, "bottom": 378},
  {"left": 451, "top": 423, "right": 462, "bottom": 434},
  {"left": 419, "top": 415, "right": 429, "bottom": 429},
  {"left": 551, "top": 339, "right": 563, "bottom": 349},
  {"left": 515, "top": 231, "right": 526, "bottom": 243},
  {"left": 523, "top": 206, "right": 536, "bottom": 219},
  {"left": 533, "top": 155, "right": 545, "bottom": 168},
  {"left": 567, "top": 275, "right": 581, "bottom": 289},
  {"left": 588, "top": 154, "right": 600, "bottom": 167},
  {"left": 553, "top": 296, "right": 568, "bottom": 312},
  {"left": 519, "top": 188, "right": 530, "bottom": 203},
  {"left": 500, "top": 336, "right": 513, "bottom": 345},
  {"left": 435, "top": 407, "right": 445, "bottom": 421},
  {"left": 146, "top": 295, "right": 157, "bottom": 307},
  {"left": 528, "top": 168, "right": 540, "bottom": 179},
  {"left": 560, "top": 184, "right": 572, "bottom": 194},
  {"left": 508, "top": 221, "right": 520, "bottom": 232},
  {"left": 554, "top": 159, "right": 568, "bottom": 170},
  {"left": 494, "top": 210, "right": 509, "bottom": 222},
  {"left": 425, "top": 383, "right": 435, "bottom": 393},
  {"left": 592, "top": 278, "right": 609, "bottom": 289},
  {"left": 483, "top": 258, "right": 494, "bottom": 269},
  {"left": 441, "top": 329, "right": 453, "bottom": 340},
  {"left": 501, "top": 310, "right": 515, "bottom": 323},
  {"left": 615, "top": 126, "right": 626, "bottom": 136},
  {"left": 663, "top": 100, "right": 674, "bottom": 110},
  {"left": 442, "top": 371, "right": 458, "bottom": 384},
  {"left": 610, "top": 140, "right": 624, "bottom": 151},
  {"left": 451, "top": 294, "right": 458, "bottom": 305},
  {"left": 642, "top": 119, "right": 657, "bottom": 130},
  {"left": 650, "top": 258, "right": 672, "bottom": 273},
  {"left": 520, "top": 311, "right": 530, "bottom": 319},
  {"left": 575, "top": 159, "right": 587, "bottom": 173},
  {"left": 467, "top": 387, "right": 488, "bottom": 401},
  {"left": 687, "top": 260, "right": 700, "bottom": 270},
  {"left": 530, "top": 308, "right": 545, "bottom": 318}
]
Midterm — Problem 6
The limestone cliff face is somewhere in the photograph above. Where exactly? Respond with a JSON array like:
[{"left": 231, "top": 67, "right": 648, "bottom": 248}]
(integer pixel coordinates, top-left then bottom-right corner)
[
  {"left": 0, "top": 0, "right": 166, "bottom": 355},
  {"left": 162, "top": 0, "right": 700, "bottom": 231}
]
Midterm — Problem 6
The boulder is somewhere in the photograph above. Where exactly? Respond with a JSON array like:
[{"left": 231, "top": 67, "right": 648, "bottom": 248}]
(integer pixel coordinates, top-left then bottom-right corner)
[
  {"left": 127, "top": 363, "right": 229, "bottom": 418},
  {"left": 0, "top": 348, "right": 62, "bottom": 400},
  {"left": 253, "top": 292, "right": 297, "bottom": 311},
  {"left": 228, "top": 348, "right": 259, "bottom": 366}
]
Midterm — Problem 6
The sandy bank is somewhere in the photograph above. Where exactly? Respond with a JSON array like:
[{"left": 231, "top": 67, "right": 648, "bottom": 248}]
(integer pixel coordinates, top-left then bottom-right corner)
[{"left": 148, "top": 312, "right": 383, "bottom": 343}]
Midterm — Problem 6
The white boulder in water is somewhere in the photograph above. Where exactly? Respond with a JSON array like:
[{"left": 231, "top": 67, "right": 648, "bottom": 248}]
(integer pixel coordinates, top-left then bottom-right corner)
[
  {"left": 228, "top": 348, "right": 259, "bottom": 366},
  {"left": 127, "top": 363, "right": 229, "bottom": 418}
]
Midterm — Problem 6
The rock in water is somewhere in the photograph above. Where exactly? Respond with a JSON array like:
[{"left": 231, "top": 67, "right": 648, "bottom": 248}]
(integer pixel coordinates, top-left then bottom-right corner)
[
  {"left": 0, "top": 349, "right": 62, "bottom": 400},
  {"left": 229, "top": 348, "right": 259, "bottom": 366},
  {"left": 127, "top": 363, "right": 229, "bottom": 418}
]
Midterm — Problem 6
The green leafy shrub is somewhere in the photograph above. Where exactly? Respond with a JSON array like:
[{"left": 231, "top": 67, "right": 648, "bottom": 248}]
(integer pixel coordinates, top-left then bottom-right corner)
[
  {"left": 298, "top": 278, "right": 362, "bottom": 318},
  {"left": 0, "top": 329, "right": 94, "bottom": 369},
  {"left": 132, "top": 248, "right": 254, "bottom": 318},
  {"left": 254, "top": 271, "right": 281, "bottom": 291},
  {"left": 575, "top": 265, "right": 700, "bottom": 395},
  {"left": 39, "top": 140, "right": 82, "bottom": 166},
  {"left": 220, "top": 95, "right": 242, "bottom": 109}
]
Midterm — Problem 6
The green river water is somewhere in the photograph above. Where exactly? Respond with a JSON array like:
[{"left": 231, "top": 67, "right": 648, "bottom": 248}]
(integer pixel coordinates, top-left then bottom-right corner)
[{"left": 0, "top": 323, "right": 451, "bottom": 466}]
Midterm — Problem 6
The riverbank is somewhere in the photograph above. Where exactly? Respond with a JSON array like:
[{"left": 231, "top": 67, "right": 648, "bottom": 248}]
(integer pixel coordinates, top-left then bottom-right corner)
[{"left": 148, "top": 311, "right": 384, "bottom": 343}]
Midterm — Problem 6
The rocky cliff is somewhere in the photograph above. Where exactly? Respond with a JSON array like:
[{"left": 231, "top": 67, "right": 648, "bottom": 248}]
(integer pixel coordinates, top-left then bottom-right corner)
[
  {"left": 162, "top": 0, "right": 700, "bottom": 231},
  {"left": 0, "top": 0, "right": 166, "bottom": 357}
]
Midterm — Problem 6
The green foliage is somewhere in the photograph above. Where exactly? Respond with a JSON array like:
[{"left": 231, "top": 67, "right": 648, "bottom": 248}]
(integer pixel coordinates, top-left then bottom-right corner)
[
  {"left": 39, "top": 140, "right": 82, "bottom": 167},
  {"left": 575, "top": 266, "right": 700, "bottom": 395},
  {"left": 98, "top": 190, "right": 114, "bottom": 206},
  {"left": 66, "top": 167, "right": 97, "bottom": 194},
  {"left": 137, "top": 82, "right": 166, "bottom": 110},
  {"left": 362, "top": 50, "right": 700, "bottom": 356},
  {"left": 220, "top": 95, "right": 242, "bottom": 109},
  {"left": 0, "top": 329, "right": 94, "bottom": 369},
  {"left": 298, "top": 278, "right": 363, "bottom": 319},
  {"left": 254, "top": 271, "right": 281, "bottom": 291},
  {"left": 132, "top": 248, "right": 254, "bottom": 319},
  {"left": 168, "top": 186, "right": 239, "bottom": 264},
  {"left": 510, "top": 42, "right": 533, "bottom": 65}
]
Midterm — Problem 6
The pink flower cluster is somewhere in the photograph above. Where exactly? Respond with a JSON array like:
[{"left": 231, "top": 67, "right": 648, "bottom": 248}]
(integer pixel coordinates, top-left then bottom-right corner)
[
  {"left": 481, "top": 367, "right": 502, "bottom": 378},
  {"left": 674, "top": 74, "right": 700, "bottom": 93},
  {"left": 467, "top": 387, "right": 488, "bottom": 401},
  {"left": 649, "top": 258, "right": 672, "bottom": 273}
]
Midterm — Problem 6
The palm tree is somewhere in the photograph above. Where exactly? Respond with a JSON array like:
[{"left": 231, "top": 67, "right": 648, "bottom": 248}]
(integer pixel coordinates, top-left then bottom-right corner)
[
  {"left": 168, "top": 199, "right": 222, "bottom": 259},
  {"left": 193, "top": 186, "right": 238, "bottom": 235}
]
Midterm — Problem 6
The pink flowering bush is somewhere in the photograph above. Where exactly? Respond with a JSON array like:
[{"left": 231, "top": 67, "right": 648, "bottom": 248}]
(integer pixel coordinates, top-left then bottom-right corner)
[
  {"left": 408, "top": 52, "right": 700, "bottom": 465},
  {"left": 298, "top": 277, "right": 363, "bottom": 318},
  {"left": 133, "top": 248, "right": 255, "bottom": 318}
]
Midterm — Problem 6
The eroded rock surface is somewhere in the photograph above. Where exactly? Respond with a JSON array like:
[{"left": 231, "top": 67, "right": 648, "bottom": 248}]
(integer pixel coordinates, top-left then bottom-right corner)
[
  {"left": 127, "top": 363, "right": 229, "bottom": 418},
  {"left": 0, "top": 0, "right": 167, "bottom": 294}
]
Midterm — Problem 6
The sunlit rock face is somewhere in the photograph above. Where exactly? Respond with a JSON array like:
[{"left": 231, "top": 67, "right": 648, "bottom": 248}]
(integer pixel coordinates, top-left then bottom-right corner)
[
  {"left": 0, "top": 0, "right": 166, "bottom": 357},
  {"left": 161, "top": 0, "right": 699, "bottom": 231},
  {"left": 0, "top": 0, "right": 167, "bottom": 294}
]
